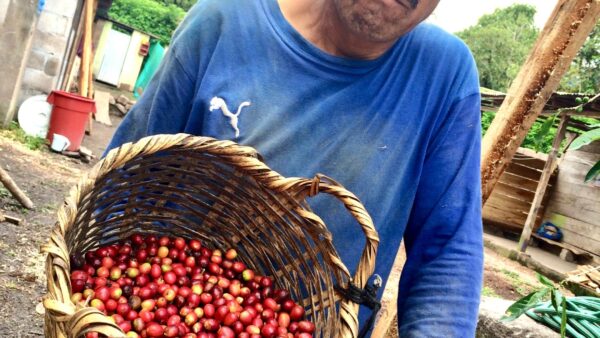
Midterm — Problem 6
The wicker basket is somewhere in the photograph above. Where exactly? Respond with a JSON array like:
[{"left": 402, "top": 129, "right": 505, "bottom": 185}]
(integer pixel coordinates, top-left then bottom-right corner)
[{"left": 41, "top": 134, "right": 379, "bottom": 338}]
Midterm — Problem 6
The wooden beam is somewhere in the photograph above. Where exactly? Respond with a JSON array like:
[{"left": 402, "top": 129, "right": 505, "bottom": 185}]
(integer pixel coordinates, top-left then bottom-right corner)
[
  {"left": 518, "top": 115, "right": 569, "bottom": 252},
  {"left": 0, "top": 166, "right": 33, "bottom": 209},
  {"left": 371, "top": 241, "right": 406, "bottom": 337},
  {"left": 79, "top": 0, "right": 94, "bottom": 98},
  {"left": 480, "top": 0, "right": 600, "bottom": 203}
]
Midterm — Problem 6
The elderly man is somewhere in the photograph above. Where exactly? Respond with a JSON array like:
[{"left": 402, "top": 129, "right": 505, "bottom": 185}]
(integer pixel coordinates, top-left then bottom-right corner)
[{"left": 107, "top": 0, "right": 483, "bottom": 336}]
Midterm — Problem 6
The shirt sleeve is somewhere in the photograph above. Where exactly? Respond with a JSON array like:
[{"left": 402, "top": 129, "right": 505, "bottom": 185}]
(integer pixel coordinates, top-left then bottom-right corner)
[
  {"left": 103, "top": 47, "right": 196, "bottom": 155},
  {"left": 397, "top": 93, "right": 483, "bottom": 337}
]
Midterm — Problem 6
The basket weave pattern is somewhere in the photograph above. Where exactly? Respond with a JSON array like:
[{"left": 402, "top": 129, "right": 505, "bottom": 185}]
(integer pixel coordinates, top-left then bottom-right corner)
[{"left": 42, "top": 135, "right": 379, "bottom": 338}]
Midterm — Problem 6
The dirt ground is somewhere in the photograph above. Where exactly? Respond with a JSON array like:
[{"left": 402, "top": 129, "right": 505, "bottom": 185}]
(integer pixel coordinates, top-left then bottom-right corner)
[{"left": 0, "top": 110, "right": 558, "bottom": 337}]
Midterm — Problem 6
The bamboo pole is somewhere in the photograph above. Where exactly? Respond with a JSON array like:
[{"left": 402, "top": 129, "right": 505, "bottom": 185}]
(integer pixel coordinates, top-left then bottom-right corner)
[
  {"left": 79, "top": 0, "right": 94, "bottom": 98},
  {"left": 517, "top": 114, "right": 569, "bottom": 252},
  {"left": 481, "top": 0, "right": 600, "bottom": 203},
  {"left": 0, "top": 166, "right": 33, "bottom": 209}
]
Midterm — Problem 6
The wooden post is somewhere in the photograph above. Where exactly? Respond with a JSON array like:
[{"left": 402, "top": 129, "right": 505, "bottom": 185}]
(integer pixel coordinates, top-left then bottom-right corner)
[
  {"left": 87, "top": 38, "right": 96, "bottom": 134},
  {"left": 517, "top": 114, "right": 569, "bottom": 252},
  {"left": 371, "top": 242, "right": 406, "bottom": 337},
  {"left": 80, "top": 0, "right": 97, "bottom": 135},
  {"left": 79, "top": 0, "right": 94, "bottom": 98},
  {"left": 0, "top": 166, "right": 33, "bottom": 209},
  {"left": 480, "top": 0, "right": 600, "bottom": 203}
]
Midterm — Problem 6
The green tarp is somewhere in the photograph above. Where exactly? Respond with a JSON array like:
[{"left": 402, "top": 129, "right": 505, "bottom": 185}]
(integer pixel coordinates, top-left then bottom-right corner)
[{"left": 133, "top": 41, "right": 166, "bottom": 99}]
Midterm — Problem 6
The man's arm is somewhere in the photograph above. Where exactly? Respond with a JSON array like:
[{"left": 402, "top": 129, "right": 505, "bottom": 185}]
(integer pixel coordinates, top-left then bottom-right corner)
[
  {"left": 104, "top": 46, "right": 196, "bottom": 154},
  {"left": 397, "top": 93, "right": 483, "bottom": 336}
]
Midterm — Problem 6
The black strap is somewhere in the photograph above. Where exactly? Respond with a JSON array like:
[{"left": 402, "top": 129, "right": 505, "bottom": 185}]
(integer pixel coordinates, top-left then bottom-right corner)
[{"left": 335, "top": 275, "right": 382, "bottom": 338}]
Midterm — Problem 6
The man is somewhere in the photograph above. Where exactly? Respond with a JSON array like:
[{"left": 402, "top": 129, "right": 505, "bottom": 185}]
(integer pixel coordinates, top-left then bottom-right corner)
[{"left": 107, "top": 0, "right": 483, "bottom": 336}]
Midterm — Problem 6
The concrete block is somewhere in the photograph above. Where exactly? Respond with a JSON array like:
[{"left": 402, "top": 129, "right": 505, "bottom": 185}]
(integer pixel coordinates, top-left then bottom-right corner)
[
  {"left": 37, "top": 12, "right": 69, "bottom": 36},
  {"left": 27, "top": 50, "right": 46, "bottom": 71},
  {"left": 44, "top": 55, "right": 61, "bottom": 76},
  {"left": 31, "top": 31, "right": 68, "bottom": 57},
  {"left": 116, "top": 95, "right": 130, "bottom": 105},
  {"left": 22, "top": 68, "right": 55, "bottom": 94},
  {"left": 477, "top": 296, "right": 559, "bottom": 337},
  {"left": 559, "top": 249, "right": 575, "bottom": 263},
  {"left": 115, "top": 103, "right": 127, "bottom": 115}
]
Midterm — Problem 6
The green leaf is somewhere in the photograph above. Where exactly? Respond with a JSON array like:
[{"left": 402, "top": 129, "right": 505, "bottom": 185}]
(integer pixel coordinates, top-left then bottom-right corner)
[
  {"left": 534, "top": 114, "right": 557, "bottom": 152},
  {"left": 560, "top": 297, "right": 567, "bottom": 338},
  {"left": 584, "top": 160, "right": 600, "bottom": 182},
  {"left": 551, "top": 289, "right": 562, "bottom": 312},
  {"left": 537, "top": 273, "right": 555, "bottom": 288},
  {"left": 501, "top": 287, "right": 550, "bottom": 322},
  {"left": 570, "top": 128, "right": 600, "bottom": 151}
]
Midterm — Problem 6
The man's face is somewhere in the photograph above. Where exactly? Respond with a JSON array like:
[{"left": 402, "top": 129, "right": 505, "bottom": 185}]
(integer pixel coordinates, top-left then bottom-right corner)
[{"left": 332, "top": 0, "right": 440, "bottom": 42}]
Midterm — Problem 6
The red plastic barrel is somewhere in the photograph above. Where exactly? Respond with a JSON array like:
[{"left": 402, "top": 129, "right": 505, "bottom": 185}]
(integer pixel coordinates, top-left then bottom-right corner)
[{"left": 46, "top": 91, "right": 96, "bottom": 152}]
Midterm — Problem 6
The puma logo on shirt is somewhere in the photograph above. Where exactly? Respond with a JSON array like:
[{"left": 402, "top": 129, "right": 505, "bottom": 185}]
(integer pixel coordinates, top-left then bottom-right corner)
[{"left": 209, "top": 96, "right": 252, "bottom": 138}]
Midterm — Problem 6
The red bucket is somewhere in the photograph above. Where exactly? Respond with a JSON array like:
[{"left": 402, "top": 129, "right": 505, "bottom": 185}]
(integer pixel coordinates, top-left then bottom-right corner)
[{"left": 46, "top": 91, "right": 96, "bottom": 152}]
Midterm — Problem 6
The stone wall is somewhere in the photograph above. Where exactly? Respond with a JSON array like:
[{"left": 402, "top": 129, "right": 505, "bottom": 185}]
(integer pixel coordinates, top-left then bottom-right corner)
[{"left": 19, "top": 0, "right": 79, "bottom": 101}]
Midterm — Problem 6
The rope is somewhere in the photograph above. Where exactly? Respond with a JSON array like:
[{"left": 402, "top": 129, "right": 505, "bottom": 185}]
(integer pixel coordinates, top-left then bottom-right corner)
[
  {"left": 526, "top": 296, "right": 600, "bottom": 338},
  {"left": 336, "top": 275, "right": 383, "bottom": 338}
]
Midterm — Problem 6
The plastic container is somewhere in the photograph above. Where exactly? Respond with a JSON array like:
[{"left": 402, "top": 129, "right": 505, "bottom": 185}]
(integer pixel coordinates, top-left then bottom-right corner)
[{"left": 46, "top": 91, "right": 96, "bottom": 151}]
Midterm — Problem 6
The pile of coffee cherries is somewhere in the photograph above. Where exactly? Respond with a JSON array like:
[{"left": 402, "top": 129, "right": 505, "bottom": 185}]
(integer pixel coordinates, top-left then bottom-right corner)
[{"left": 70, "top": 234, "right": 315, "bottom": 338}]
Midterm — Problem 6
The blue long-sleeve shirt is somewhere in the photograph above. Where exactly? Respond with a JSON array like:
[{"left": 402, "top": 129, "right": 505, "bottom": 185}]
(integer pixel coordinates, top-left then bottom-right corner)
[{"left": 106, "top": 0, "right": 484, "bottom": 336}]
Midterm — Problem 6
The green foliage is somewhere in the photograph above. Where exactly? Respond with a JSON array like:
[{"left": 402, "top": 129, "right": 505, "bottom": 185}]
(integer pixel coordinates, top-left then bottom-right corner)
[
  {"left": 584, "top": 160, "right": 600, "bottom": 182},
  {"left": 559, "top": 24, "right": 600, "bottom": 94},
  {"left": 501, "top": 286, "right": 550, "bottom": 322},
  {"left": 570, "top": 128, "right": 600, "bottom": 151},
  {"left": 570, "top": 127, "right": 600, "bottom": 182},
  {"left": 503, "top": 273, "right": 568, "bottom": 338},
  {"left": 482, "top": 111, "right": 557, "bottom": 153},
  {"left": 534, "top": 113, "right": 558, "bottom": 152},
  {"left": 458, "top": 5, "right": 539, "bottom": 92},
  {"left": 155, "top": 0, "right": 197, "bottom": 11},
  {"left": 0, "top": 122, "right": 46, "bottom": 151},
  {"left": 109, "top": 0, "right": 186, "bottom": 45}
]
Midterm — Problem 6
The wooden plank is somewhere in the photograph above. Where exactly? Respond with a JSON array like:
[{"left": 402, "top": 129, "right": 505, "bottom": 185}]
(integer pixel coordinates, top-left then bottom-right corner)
[
  {"left": 560, "top": 228, "right": 600, "bottom": 259},
  {"left": 94, "top": 90, "right": 112, "bottom": 126},
  {"left": 480, "top": 0, "right": 600, "bottom": 202},
  {"left": 558, "top": 216, "right": 600, "bottom": 243},
  {"left": 547, "top": 193, "right": 600, "bottom": 224},
  {"left": 504, "top": 163, "right": 543, "bottom": 181},
  {"left": 587, "top": 270, "right": 600, "bottom": 285},
  {"left": 532, "top": 234, "right": 592, "bottom": 258},
  {"left": 512, "top": 156, "right": 547, "bottom": 171},
  {"left": 483, "top": 202, "right": 536, "bottom": 230},
  {"left": 486, "top": 192, "right": 535, "bottom": 212},
  {"left": 516, "top": 147, "right": 549, "bottom": 162},
  {"left": 557, "top": 165, "right": 600, "bottom": 185},
  {"left": 372, "top": 242, "right": 406, "bottom": 338},
  {"left": 518, "top": 115, "right": 569, "bottom": 252},
  {"left": 493, "top": 182, "right": 536, "bottom": 202},
  {"left": 499, "top": 172, "right": 549, "bottom": 192}
]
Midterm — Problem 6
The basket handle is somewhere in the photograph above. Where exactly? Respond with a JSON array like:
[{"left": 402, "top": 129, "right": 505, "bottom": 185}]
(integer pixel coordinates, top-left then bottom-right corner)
[{"left": 269, "top": 174, "right": 380, "bottom": 338}]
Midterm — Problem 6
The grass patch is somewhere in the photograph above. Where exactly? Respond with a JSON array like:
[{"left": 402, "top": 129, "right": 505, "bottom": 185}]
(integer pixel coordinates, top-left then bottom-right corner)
[
  {"left": 482, "top": 286, "right": 500, "bottom": 298},
  {"left": 501, "top": 268, "right": 538, "bottom": 297},
  {"left": 0, "top": 186, "right": 10, "bottom": 198},
  {"left": 0, "top": 121, "right": 46, "bottom": 151}
]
